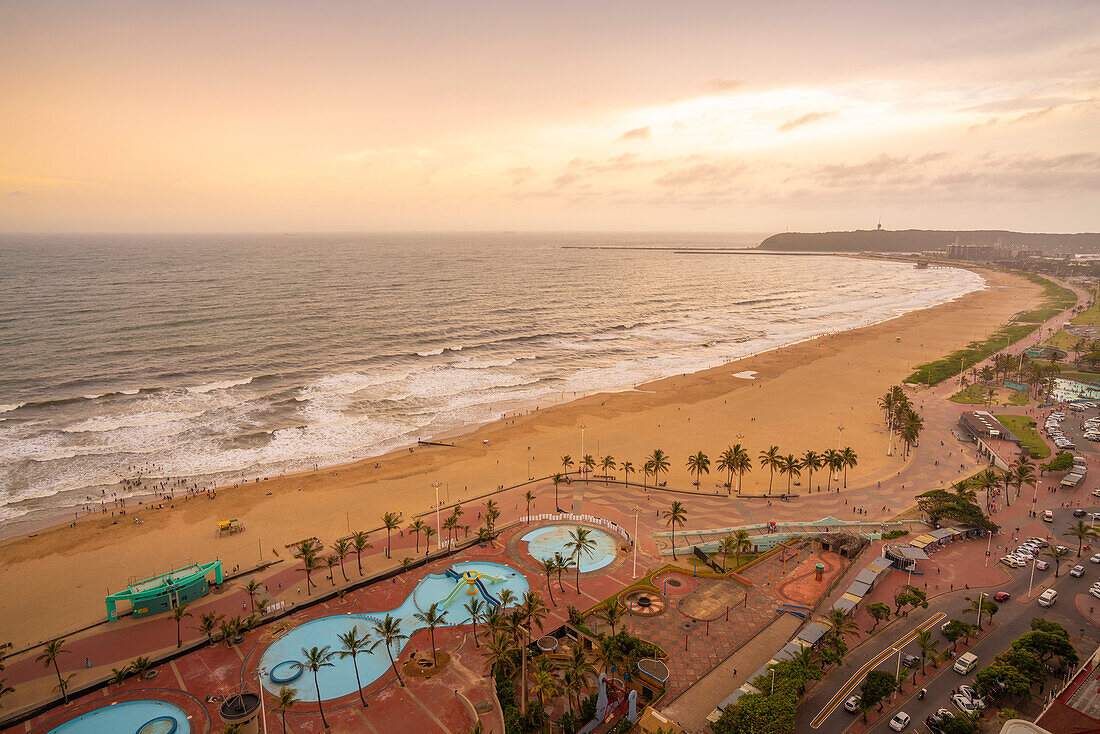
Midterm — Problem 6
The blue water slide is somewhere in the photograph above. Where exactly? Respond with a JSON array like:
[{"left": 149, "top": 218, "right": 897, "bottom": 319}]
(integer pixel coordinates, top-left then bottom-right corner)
[
  {"left": 473, "top": 577, "right": 501, "bottom": 608},
  {"left": 444, "top": 567, "right": 462, "bottom": 581}
]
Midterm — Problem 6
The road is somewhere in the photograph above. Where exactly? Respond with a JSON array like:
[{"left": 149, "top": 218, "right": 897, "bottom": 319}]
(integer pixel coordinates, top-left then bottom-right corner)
[{"left": 800, "top": 504, "right": 1100, "bottom": 733}]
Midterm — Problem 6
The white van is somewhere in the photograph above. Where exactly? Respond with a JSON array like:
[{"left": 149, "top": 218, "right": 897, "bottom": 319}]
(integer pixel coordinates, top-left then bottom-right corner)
[
  {"left": 954, "top": 652, "right": 978, "bottom": 674},
  {"left": 1038, "top": 589, "right": 1058, "bottom": 607}
]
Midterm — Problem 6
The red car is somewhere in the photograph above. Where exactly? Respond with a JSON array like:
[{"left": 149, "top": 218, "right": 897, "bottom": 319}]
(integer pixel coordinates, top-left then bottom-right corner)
[{"left": 993, "top": 591, "right": 1011, "bottom": 602}]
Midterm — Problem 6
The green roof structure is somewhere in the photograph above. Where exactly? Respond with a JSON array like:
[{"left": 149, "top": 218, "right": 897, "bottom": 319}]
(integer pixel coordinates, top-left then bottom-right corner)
[{"left": 105, "top": 560, "right": 223, "bottom": 620}]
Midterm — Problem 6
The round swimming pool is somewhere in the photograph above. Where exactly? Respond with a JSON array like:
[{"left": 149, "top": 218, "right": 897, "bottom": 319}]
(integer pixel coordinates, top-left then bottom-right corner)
[
  {"left": 48, "top": 700, "right": 190, "bottom": 734},
  {"left": 521, "top": 525, "right": 618, "bottom": 572}
]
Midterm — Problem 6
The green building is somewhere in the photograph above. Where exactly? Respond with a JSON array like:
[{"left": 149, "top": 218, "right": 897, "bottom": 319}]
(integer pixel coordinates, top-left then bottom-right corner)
[{"left": 105, "top": 560, "right": 223, "bottom": 620}]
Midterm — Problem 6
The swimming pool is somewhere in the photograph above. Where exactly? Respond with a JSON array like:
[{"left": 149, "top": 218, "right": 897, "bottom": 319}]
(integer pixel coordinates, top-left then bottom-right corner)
[
  {"left": 259, "top": 561, "right": 528, "bottom": 700},
  {"left": 521, "top": 525, "right": 618, "bottom": 572},
  {"left": 48, "top": 700, "right": 190, "bottom": 734}
]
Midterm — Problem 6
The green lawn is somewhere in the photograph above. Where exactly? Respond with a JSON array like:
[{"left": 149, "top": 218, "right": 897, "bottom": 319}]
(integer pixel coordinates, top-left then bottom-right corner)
[
  {"left": 950, "top": 383, "right": 1030, "bottom": 407},
  {"left": 1071, "top": 296, "right": 1100, "bottom": 325},
  {"left": 1042, "top": 329, "right": 1083, "bottom": 351},
  {"left": 1059, "top": 370, "right": 1100, "bottom": 385},
  {"left": 994, "top": 414, "right": 1051, "bottom": 459}
]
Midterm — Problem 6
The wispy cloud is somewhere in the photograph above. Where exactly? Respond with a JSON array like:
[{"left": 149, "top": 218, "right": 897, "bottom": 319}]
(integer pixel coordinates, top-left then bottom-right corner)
[
  {"left": 619, "top": 126, "right": 651, "bottom": 142},
  {"left": 777, "top": 111, "right": 835, "bottom": 132},
  {"left": 505, "top": 167, "right": 536, "bottom": 185}
]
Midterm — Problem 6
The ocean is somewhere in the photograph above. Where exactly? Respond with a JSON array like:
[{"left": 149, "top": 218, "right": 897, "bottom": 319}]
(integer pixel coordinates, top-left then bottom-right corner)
[{"left": 0, "top": 233, "right": 984, "bottom": 529}]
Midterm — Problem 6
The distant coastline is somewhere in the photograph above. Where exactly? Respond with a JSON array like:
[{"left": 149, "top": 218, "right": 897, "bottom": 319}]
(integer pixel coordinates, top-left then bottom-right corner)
[{"left": 756, "top": 229, "right": 1100, "bottom": 253}]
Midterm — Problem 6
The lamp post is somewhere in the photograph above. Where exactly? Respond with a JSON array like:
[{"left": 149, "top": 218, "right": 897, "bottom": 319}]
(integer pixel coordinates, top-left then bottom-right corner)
[
  {"left": 431, "top": 481, "right": 443, "bottom": 550},
  {"left": 1028, "top": 557, "right": 1037, "bottom": 597},
  {"left": 579, "top": 424, "right": 587, "bottom": 481},
  {"left": 975, "top": 591, "right": 986, "bottom": 630},
  {"left": 632, "top": 506, "right": 643, "bottom": 578},
  {"left": 836, "top": 424, "right": 845, "bottom": 477}
]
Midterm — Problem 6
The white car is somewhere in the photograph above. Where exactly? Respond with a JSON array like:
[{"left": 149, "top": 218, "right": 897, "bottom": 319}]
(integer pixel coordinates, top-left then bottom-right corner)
[
  {"left": 1044, "top": 511, "right": 1055, "bottom": 522},
  {"left": 889, "top": 712, "right": 911, "bottom": 731},
  {"left": 957, "top": 685, "right": 985, "bottom": 708},
  {"left": 1036, "top": 560, "right": 1050, "bottom": 570},
  {"left": 1089, "top": 587, "right": 1100, "bottom": 600},
  {"left": 844, "top": 695, "right": 859, "bottom": 713},
  {"left": 951, "top": 694, "right": 981, "bottom": 716},
  {"left": 1090, "top": 553, "right": 1100, "bottom": 564},
  {"left": 1001, "top": 556, "right": 1024, "bottom": 568},
  {"left": 1029, "top": 537, "right": 1049, "bottom": 546},
  {"left": 1071, "top": 565, "right": 1086, "bottom": 577}
]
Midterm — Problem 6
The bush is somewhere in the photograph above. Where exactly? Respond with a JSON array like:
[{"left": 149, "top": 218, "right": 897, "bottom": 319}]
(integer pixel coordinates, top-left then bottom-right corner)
[
  {"left": 580, "top": 693, "right": 598, "bottom": 722},
  {"left": 882, "top": 529, "right": 907, "bottom": 540}
]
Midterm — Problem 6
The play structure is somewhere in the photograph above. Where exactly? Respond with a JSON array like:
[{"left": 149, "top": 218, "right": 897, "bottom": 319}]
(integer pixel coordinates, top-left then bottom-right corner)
[
  {"left": 105, "top": 561, "right": 223, "bottom": 621},
  {"left": 577, "top": 673, "right": 639, "bottom": 734},
  {"left": 216, "top": 519, "right": 244, "bottom": 536},
  {"left": 442, "top": 567, "right": 504, "bottom": 608}
]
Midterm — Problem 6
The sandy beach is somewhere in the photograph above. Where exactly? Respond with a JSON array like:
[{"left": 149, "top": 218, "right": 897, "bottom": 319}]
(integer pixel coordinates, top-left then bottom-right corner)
[{"left": 0, "top": 266, "right": 1040, "bottom": 649}]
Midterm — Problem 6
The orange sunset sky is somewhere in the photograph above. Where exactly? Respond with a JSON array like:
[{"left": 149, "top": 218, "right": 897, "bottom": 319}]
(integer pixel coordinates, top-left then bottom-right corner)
[{"left": 2, "top": 1, "right": 1098, "bottom": 233}]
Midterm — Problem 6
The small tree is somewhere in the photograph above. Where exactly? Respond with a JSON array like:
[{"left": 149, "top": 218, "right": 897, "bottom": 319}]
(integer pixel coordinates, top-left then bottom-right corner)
[
  {"left": 866, "top": 602, "right": 891, "bottom": 633},
  {"left": 859, "top": 670, "right": 897, "bottom": 721}
]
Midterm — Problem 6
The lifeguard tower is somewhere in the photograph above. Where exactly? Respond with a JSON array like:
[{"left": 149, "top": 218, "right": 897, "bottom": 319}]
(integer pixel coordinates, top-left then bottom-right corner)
[{"left": 105, "top": 560, "right": 223, "bottom": 621}]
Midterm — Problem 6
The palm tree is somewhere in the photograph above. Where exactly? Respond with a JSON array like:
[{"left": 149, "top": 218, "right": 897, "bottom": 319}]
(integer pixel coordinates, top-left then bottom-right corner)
[
  {"left": 293, "top": 540, "right": 320, "bottom": 593},
  {"left": 717, "top": 447, "right": 736, "bottom": 493},
  {"left": 551, "top": 473, "right": 565, "bottom": 512},
  {"left": 400, "top": 556, "right": 414, "bottom": 574},
  {"left": 422, "top": 526, "right": 436, "bottom": 557},
  {"left": 581, "top": 454, "right": 596, "bottom": 482},
  {"left": 840, "top": 447, "right": 858, "bottom": 488},
  {"left": 524, "top": 490, "right": 536, "bottom": 523},
  {"left": 351, "top": 531, "right": 372, "bottom": 575},
  {"left": 129, "top": 656, "right": 152, "bottom": 679},
  {"left": 826, "top": 609, "right": 859, "bottom": 643},
  {"left": 109, "top": 666, "right": 130, "bottom": 686},
  {"left": 778, "top": 454, "right": 801, "bottom": 494},
  {"left": 733, "top": 528, "right": 752, "bottom": 568},
  {"left": 337, "top": 626, "right": 371, "bottom": 707},
  {"left": 561, "top": 454, "right": 574, "bottom": 477},
  {"left": 382, "top": 511, "right": 401, "bottom": 558},
  {"left": 621, "top": 460, "right": 635, "bottom": 487},
  {"left": 600, "top": 455, "right": 616, "bottom": 483},
  {"left": 530, "top": 665, "right": 559, "bottom": 718},
  {"left": 195, "top": 612, "right": 224, "bottom": 643},
  {"left": 331, "top": 538, "right": 351, "bottom": 582},
  {"left": 1065, "top": 520, "right": 1097, "bottom": 557},
  {"left": 642, "top": 459, "right": 654, "bottom": 488},
  {"left": 648, "top": 449, "right": 670, "bottom": 486},
  {"left": 484, "top": 632, "right": 515, "bottom": 679},
  {"left": 561, "top": 646, "right": 597, "bottom": 714},
  {"left": 914, "top": 629, "right": 939, "bottom": 675},
  {"left": 409, "top": 519, "right": 427, "bottom": 554},
  {"left": 719, "top": 535, "right": 737, "bottom": 571},
  {"left": 1012, "top": 458, "right": 1036, "bottom": 500},
  {"left": 822, "top": 449, "right": 841, "bottom": 492},
  {"left": 541, "top": 558, "right": 558, "bottom": 606},
  {"left": 594, "top": 635, "right": 622, "bottom": 676},
  {"left": 801, "top": 450, "right": 823, "bottom": 493},
  {"left": 565, "top": 527, "right": 597, "bottom": 593},
  {"left": 759, "top": 446, "right": 781, "bottom": 494},
  {"left": 1044, "top": 546, "right": 1069, "bottom": 578},
  {"left": 240, "top": 580, "right": 263, "bottom": 612},
  {"left": 664, "top": 501, "right": 687, "bottom": 560},
  {"left": 275, "top": 686, "right": 299, "bottom": 734},
  {"left": 324, "top": 555, "right": 339, "bottom": 586},
  {"left": 170, "top": 603, "right": 192, "bottom": 648},
  {"left": 732, "top": 444, "right": 752, "bottom": 494},
  {"left": 34, "top": 639, "right": 70, "bottom": 703},
  {"left": 518, "top": 591, "right": 549, "bottom": 715},
  {"left": 442, "top": 514, "right": 459, "bottom": 549},
  {"left": 300, "top": 646, "right": 335, "bottom": 729},
  {"left": 686, "top": 451, "right": 710, "bottom": 487},
  {"left": 371, "top": 614, "right": 408, "bottom": 687},
  {"left": 553, "top": 553, "right": 570, "bottom": 593},
  {"left": 598, "top": 601, "right": 625, "bottom": 636},
  {"left": 413, "top": 602, "right": 448, "bottom": 667},
  {"left": 974, "top": 468, "right": 1001, "bottom": 509},
  {"left": 464, "top": 597, "right": 484, "bottom": 648}
]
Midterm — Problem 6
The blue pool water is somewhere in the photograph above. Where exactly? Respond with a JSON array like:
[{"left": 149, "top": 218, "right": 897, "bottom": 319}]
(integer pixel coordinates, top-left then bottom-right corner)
[
  {"left": 48, "top": 700, "right": 190, "bottom": 734},
  {"left": 259, "top": 561, "right": 528, "bottom": 700},
  {"left": 521, "top": 525, "right": 618, "bottom": 572}
]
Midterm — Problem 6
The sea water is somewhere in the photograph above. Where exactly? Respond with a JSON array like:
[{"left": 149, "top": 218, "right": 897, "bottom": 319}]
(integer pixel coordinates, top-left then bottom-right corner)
[{"left": 0, "top": 233, "right": 983, "bottom": 527}]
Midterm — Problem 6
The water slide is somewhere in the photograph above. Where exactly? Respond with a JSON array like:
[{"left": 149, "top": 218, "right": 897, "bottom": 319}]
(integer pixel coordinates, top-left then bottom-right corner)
[{"left": 472, "top": 577, "right": 501, "bottom": 608}]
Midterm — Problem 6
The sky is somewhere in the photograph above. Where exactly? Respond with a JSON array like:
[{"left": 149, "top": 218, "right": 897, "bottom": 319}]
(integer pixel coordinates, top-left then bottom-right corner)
[{"left": 1, "top": 0, "right": 1099, "bottom": 233}]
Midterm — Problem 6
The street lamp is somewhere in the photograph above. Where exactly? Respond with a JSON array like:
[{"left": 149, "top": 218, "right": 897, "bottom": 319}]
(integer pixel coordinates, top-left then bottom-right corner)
[
  {"left": 975, "top": 591, "right": 986, "bottom": 630},
  {"left": 632, "top": 506, "right": 643, "bottom": 578},
  {"left": 579, "top": 423, "right": 587, "bottom": 481},
  {"left": 1028, "top": 557, "right": 1037, "bottom": 597},
  {"left": 431, "top": 481, "right": 443, "bottom": 550}
]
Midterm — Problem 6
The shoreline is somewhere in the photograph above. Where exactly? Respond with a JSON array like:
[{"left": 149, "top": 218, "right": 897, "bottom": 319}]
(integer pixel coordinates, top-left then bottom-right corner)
[
  {"left": 0, "top": 265, "right": 1041, "bottom": 648},
  {"left": 0, "top": 259, "right": 983, "bottom": 542}
]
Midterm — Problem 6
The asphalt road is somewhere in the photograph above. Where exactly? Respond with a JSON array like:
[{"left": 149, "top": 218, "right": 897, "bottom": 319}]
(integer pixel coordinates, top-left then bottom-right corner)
[{"left": 799, "top": 505, "right": 1100, "bottom": 733}]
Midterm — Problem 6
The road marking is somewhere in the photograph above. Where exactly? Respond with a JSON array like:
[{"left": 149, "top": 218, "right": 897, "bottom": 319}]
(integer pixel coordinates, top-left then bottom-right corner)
[{"left": 809, "top": 611, "right": 945, "bottom": 729}]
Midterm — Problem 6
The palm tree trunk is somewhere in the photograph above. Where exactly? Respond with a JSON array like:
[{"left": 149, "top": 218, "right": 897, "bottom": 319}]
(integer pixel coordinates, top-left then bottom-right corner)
[
  {"left": 387, "top": 645, "right": 404, "bottom": 686},
  {"left": 547, "top": 576, "right": 556, "bottom": 606},
  {"left": 356, "top": 551, "right": 363, "bottom": 575},
  {"left": 353, "top": 657, "right": 365, "bottom": 706},
  {"left": 313, "top": 670, "right": 329, "bottom": 729},
  {"left": 671, "top": 527, "right": 677, "bottom": 560}
]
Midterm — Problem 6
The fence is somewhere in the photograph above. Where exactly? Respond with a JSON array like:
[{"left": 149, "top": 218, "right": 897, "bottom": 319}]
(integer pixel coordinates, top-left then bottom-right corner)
[{"left": 527, "top": 512, "right": 633, "bottom": 546}]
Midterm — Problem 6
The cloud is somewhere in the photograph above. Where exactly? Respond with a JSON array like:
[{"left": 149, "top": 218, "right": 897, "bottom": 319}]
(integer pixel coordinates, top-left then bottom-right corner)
[
  {"left": 6, "top": 191, "right": 28, "bottom": 197},
  {"left": 655, "top": 161, "right": 750, "bottom": 187},
  {"left": 961, "top": 96, "right": 1083, "bottom": 113},
  {"left": 619, "top": 126, "right": 651, "bottom": 142},
  {"left": 703, "top": 78, "right": 746, "bottom": 93},
  {"left": 504, "top": 167, "right": 535, "bottom": 185},
  {"left": 553, "top": 172, "right": 579, "bottom": 188},
  {"left": 777, "top": 111, "right": 835, "bottom": 132}
]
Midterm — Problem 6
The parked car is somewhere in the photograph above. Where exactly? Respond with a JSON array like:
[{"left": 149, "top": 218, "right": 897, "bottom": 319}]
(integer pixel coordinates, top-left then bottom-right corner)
[
  {"left": 844, "top": 695, "right": 859, "bottom": 713},
  {"left": 926, "top": 709, "right": 955, "bottom": 734},
  {"left": 957, "top": 685, "right": 985, "bottom": 708},
  {"left": 1090, "top": 587, "right": 1100, "bottom": 600},
  {"left": 951, "top": 694, "right": 981, "bottom": 716},
  {"left": 889, "top": 712, "right": 911, "bottom": 731},
  {"left": 1075, "top": 509, "right": 1087, "bottom": 517},
  {"left": 993, "top": 591, "right": 1011, "bottom": 601},
  {"left": 1090, "top": 553, "right": 1100, "bottom": 564},
  {"left": 1071, "top": 564, "right": 1086, "bottom": 577},
  {"left": 1036, "top": 560, "right": 1050, "bottom": 570},
  {"left": 901, "top": 654, "right": 920, "bottom": 668},
  {"left": 1044, "top": 510, "right": 1055, "bottom": 522}
]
